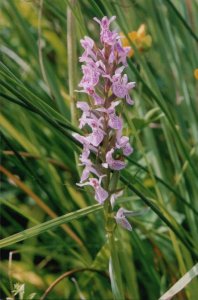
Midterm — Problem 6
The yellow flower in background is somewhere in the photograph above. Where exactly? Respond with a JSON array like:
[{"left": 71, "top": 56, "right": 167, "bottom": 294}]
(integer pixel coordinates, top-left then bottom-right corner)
[
  {"left": 121, "top": 24, "right": 152, "bottom": 57},
  {"left": 194, "top": 69, "right": 198, "bottom": 80}
]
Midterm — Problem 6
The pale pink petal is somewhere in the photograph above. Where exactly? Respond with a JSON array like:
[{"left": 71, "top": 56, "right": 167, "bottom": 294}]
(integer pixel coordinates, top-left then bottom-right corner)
[
  {"left": 109, "top": 160, "right": 126, "bottom": 170},
  {"left": 116, "top": 216, "right": 132, "bottom": 231},
  {"left": 115, "top": 207, "right": 132, "bottom": 231},
  {"left": 127, "top": 82, "right": 136, "bottom": 89},
  {"left": 106, "top": 149, "right": 126, "bottom": 170},
  {"left": 126, "top": 94, "right": 134, "bottom": 105},
  {"left": 115, "top": 66, "right": 125, "bottom": 74},
  {"left": 77, "top": 101, "right": 90, "bottom": 112},
  {"left": 112, "top": 83, "right": 127, "bottom": 98},
  {"left": 95, "top": 186, "right": 108, "bottom": 203},
  {"left": 109, "top": 114, "right": 123, "bottom": 130},
  {"left": 110, "top": 190, "right": 123, "bottom": 207},
  {"left": 123, "top": 143, "right": 133, "bottom": 156},
  {"left": 93, "top": 17, "right": 101, "bottom": 25},
  {"left": 80, "top": 167, "right": 90, "bottom": 182},
  {"left": 87, "top": 130, "right": 104, "bottom": 147},
  {"left": 92, "top": 93, "right": 104, "bottom": 105}
]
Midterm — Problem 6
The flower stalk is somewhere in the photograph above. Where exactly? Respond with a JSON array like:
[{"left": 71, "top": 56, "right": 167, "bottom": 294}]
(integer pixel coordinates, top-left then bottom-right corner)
[{"left": 74, "top": 16, "right": 136, "bottom": 298}]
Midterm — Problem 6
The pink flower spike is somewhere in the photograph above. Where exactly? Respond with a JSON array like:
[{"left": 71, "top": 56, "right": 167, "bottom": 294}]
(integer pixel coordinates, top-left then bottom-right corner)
[
  {"left": 106, "top": 149, "right": 126, "bottom": 170},
  {"left": 76, "top": 16, "right": 136, "bottom": 205},
  {"left": 115, "top": 208, "right": 132, "bottom": 231}
]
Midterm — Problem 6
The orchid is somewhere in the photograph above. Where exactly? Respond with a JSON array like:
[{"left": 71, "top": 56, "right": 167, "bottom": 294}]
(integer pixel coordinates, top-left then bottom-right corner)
[{"left": 74, "top": 16, "right": 136, "bottom": 231}]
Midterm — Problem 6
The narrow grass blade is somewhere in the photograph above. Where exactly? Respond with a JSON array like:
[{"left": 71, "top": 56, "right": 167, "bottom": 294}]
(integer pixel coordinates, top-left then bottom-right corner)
[
  {"left": 159, "top": 263, "right": 198, "bottom": 300},
  {"left": 0, "top": 204, "right": 102, "bottom": 248}
]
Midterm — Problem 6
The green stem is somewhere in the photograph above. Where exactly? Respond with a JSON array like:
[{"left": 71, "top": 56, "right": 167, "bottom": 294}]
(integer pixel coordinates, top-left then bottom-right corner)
[
  {"left": 104, "top": 171, "right": 125, "bottom": 300},
  {"left": 108, "top": 232, "right": 125, "bottom": 300}
]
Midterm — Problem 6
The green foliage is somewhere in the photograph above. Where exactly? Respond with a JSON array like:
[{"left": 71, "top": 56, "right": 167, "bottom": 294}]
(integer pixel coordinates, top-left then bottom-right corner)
[{"left": 0, "top": 0, "right": 198, "bottom": 299}]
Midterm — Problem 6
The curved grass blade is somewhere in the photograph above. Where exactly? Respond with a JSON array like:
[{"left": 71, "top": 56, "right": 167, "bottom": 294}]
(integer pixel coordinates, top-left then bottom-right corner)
[
  {"left": 0, "top": 204, "right": 102, "bottom": 248},
  {"left": 166, "top": 0, "right": 198, "bottom": 42},
  {"left": 0, "top": 165, "right": 83, "bottom": 246},
  {"left": 127, "top": 157, "right": 198, "bottom": 215},
  {"left": 0, "top": 93, "right": 77, "bottom": 132},
  {"left": 120, "top": 175, "right": 198, "bottom": 260},
  {"left": 159, "top": 263, "right": 198, "bottom": 300},
  {"left": 0, "top": 92, "right": 79, "bottom": 145}
]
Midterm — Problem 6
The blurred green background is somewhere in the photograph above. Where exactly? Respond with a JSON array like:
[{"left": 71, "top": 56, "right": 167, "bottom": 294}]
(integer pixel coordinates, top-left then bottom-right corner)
[{"left": 0, "top": 0, "right": 198, "bottom": 299}]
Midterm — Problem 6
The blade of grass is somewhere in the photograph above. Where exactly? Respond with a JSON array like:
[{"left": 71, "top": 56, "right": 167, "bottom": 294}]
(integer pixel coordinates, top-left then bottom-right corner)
[
  {"left": 166, "top": 0, "right": 198, "bottom": 42},
  {"left": 0, "top": 165, "right": 83, "bottom": 247},
  {"left": 120, "top": 175, "right": 198, "bottom": 260},
  {"left": 0, "top": 204, "right": 102, "bottom": 248},
  {"left": 159, "top": 263, "right": 198, "bottom": 300}
]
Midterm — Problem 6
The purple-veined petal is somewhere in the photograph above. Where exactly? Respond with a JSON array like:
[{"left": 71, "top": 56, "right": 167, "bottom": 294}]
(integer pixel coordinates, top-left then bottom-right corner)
[{"left": 112, "top": 83, "right": 127, "bottom": 98}]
